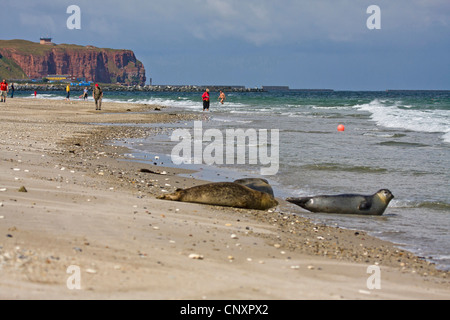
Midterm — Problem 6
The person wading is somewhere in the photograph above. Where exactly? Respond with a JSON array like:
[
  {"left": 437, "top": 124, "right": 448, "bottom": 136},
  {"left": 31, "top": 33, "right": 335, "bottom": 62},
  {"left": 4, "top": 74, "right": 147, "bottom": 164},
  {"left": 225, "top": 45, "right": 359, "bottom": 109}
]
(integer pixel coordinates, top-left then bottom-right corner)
[{"left": 202, "top": 88, "right": 210, "bottom": 111}]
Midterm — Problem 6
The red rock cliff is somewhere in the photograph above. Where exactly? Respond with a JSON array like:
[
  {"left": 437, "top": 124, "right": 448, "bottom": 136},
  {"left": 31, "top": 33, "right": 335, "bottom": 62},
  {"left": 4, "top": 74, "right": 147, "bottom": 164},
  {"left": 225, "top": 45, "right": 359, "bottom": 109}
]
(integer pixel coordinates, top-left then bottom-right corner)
[{"left": 0, "top": 40, "right": 146, "bottom": 85}]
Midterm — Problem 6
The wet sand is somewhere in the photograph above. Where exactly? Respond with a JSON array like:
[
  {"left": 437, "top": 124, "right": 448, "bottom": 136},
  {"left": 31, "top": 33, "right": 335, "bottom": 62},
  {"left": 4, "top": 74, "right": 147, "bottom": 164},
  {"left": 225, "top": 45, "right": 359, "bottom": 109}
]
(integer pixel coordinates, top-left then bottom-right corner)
[{"left": 0, "top": 98, "right": 448, "bottom": 299}]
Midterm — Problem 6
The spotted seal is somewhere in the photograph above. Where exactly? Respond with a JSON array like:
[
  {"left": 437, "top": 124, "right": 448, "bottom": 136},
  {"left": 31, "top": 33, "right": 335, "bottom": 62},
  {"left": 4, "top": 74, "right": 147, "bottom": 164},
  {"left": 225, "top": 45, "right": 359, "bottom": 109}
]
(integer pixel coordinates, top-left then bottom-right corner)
[
  {"left": 286, "top": 189, "right": 394, "bottom": 215},
  {"left": 157, "top": 182, "right": 278, "bottom": 210}
]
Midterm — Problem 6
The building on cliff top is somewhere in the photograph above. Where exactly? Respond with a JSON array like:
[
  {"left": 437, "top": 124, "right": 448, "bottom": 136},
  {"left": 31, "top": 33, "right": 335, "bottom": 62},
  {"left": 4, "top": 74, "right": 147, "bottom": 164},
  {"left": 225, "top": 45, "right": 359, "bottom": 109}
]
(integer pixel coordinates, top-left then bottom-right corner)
[{"left": 40, "top": 37, "right": 53, "bottom": 45}]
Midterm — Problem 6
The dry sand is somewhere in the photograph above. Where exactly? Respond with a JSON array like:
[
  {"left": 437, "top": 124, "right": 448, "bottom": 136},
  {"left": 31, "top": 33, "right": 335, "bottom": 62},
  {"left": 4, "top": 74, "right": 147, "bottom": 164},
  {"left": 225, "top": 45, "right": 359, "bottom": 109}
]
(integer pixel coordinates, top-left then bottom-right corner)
[{"left": 0, "top": 98, "right": 448, "bottom": 300}]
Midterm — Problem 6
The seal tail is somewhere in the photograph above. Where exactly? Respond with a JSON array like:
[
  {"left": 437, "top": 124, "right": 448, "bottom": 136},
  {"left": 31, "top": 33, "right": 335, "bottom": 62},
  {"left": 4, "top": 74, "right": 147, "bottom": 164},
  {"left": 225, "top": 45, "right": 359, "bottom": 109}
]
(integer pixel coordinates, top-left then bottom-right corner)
[{"left": 286, "top": 197, "right": 311, "bottom": 209}]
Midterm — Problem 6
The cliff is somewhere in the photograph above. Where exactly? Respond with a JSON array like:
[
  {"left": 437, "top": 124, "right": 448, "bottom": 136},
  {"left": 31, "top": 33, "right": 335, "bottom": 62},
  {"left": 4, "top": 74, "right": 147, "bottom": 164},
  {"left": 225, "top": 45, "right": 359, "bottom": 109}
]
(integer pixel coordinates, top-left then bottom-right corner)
[{"left": 0, "top": 39, "right": 146, "bottom": 85}]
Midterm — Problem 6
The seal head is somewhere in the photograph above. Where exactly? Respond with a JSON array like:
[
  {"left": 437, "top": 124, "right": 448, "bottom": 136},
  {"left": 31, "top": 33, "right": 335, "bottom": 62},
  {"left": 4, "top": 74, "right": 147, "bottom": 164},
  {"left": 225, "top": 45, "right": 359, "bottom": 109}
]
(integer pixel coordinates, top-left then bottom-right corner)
[{"left": 233, "top": 178, "right": 275, "bottom": 197}]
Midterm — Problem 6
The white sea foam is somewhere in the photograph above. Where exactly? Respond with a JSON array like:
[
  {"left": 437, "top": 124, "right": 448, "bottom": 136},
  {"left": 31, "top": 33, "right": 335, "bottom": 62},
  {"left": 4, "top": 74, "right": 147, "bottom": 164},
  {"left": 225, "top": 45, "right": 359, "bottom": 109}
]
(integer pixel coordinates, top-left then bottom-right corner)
[
  {"left": 24, "top": 93, "right": 64, "bottom": 100},
  {"left": 354, "top": 99, "right": 450, "bottom": 142},
  {"left": 103, "top": 97, "right": 201, "bottom": 109},
  {"left": 442, "top": 131, "right": 450, "bottom": 144},
  {"left": 212, "top": 118, "right": 253, "bottom": 124}
]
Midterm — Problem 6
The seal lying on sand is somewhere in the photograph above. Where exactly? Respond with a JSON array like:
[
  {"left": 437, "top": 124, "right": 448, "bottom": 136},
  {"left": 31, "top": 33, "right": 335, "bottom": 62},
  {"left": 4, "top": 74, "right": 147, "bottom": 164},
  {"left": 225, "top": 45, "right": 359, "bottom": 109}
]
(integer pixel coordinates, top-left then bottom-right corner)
[
  {"left": 157, "top": 182, "right": 278, "bottom": 210},
  {"left": 286, "top": 189, "right": 394, "bottom": 215},
  {"left": 233, "top": 178, "right": 274, "bottom": 197}
]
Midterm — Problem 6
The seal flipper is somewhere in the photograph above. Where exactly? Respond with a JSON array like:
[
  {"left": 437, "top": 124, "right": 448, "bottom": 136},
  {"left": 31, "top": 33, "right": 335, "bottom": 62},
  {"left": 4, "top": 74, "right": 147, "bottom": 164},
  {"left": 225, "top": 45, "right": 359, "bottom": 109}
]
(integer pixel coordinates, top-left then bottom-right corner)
[
  {"left": 157, "top": 189, "right": 184, "bottom": 201},
  {"left": 358, "top": 198, "right": 373, "bottom": 211},
  {"left": 286, "top": 197, "right": 312, "bottom": 209}
]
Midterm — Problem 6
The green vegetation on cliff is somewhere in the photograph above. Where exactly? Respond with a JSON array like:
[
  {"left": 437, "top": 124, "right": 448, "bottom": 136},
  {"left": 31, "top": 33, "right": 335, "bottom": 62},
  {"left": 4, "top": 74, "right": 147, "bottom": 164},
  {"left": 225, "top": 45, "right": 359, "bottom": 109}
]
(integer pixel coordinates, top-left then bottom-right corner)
[{"left": 0, "top": 53, "right": 28, "bottom": 79}]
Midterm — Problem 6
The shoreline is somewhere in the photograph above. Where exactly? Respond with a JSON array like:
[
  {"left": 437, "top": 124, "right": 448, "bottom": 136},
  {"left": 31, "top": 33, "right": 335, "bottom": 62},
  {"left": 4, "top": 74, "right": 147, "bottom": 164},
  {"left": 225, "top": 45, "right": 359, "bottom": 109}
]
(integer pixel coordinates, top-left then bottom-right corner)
[
  {"left": 11, "top": 84, "right": 264, "bottom": 93},
  {"left": 103, "top": 117, "right": 449, "bottom": 271},
  {"left": 0, "top": 98, "right": 448, "bottom": 299}
]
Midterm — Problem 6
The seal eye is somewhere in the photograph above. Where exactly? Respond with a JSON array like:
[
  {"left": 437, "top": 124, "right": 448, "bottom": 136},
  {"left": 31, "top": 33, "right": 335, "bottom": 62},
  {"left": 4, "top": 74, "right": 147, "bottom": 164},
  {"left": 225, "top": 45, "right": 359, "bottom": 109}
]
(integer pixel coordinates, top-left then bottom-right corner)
[{"left": 381, "top": 189, "right": 394, "bottom": 199}]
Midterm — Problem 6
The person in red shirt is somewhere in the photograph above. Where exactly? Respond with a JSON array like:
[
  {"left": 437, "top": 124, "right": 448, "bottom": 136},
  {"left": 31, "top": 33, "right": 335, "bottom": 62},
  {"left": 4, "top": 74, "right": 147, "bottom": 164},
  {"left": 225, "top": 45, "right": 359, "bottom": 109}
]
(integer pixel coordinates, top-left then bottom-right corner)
[
  {"left": 0, "top": 80, "right": 8, "bottom": 103},
  {"left": 202, "top": 88, "right": 210, "bottom": 111}
]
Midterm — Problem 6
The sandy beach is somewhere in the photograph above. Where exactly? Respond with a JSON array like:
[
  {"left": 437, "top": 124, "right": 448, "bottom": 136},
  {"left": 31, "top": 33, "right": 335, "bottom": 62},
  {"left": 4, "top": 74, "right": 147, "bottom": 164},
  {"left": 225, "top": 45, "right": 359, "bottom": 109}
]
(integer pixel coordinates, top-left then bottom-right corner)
[{"left": 0, "top": 97, "right": 448, "bottom": 300}]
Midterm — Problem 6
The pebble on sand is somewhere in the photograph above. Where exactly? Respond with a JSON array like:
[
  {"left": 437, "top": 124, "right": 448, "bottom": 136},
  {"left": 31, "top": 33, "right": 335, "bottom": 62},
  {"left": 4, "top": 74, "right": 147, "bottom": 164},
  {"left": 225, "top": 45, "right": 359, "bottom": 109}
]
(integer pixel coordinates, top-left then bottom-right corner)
[{"left": 189, "top": 253, "right": 204, "bottom": 260}]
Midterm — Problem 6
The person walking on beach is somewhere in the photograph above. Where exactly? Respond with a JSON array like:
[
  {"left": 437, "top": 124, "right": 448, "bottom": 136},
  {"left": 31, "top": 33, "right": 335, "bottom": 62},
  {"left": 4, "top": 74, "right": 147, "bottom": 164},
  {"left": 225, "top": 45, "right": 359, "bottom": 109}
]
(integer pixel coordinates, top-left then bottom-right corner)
[
  {"left": 93, "top": 84, "right": 103, "bottom": 110},
  {"left": 0, "top": 80, "right": 8, "bottom": 103},
  {"left": 202, "top": 88, "right": 210, "bottom": 111},
  {"left": 83, "top": 87, "right": 88, "bottom": 100},
  {"left": 65, "top": 84, "right": 70, "bottom": 101},
  {"left": 10, "top": 83, "right": 14, "bottom": 98},
  {"left": 218, "top": 90, "right": 226, "bottom": 104}
]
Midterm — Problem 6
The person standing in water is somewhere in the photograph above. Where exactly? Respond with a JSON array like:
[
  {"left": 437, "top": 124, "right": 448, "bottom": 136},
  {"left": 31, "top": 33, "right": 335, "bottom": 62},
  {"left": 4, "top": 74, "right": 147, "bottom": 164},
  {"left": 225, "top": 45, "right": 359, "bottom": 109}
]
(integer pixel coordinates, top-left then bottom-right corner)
[
  {"left": 202, "top": 88, "right": 210, "bottom": 111},
  {"left": 218, "top": 90, "right": 226, "bottom": 104},
  {"left": 83, "top": 87, "right": 88, "bottom": 100},
  {"left": 65, "top": 84, "right": 70, "bottom": 101}
]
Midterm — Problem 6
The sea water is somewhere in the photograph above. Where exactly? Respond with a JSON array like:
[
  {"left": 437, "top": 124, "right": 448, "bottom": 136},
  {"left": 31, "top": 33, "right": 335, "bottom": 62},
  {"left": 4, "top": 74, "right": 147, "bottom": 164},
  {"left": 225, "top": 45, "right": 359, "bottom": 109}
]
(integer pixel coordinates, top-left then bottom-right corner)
[{"left": 21, "top": 90, "right": 450, "bottom": 270}]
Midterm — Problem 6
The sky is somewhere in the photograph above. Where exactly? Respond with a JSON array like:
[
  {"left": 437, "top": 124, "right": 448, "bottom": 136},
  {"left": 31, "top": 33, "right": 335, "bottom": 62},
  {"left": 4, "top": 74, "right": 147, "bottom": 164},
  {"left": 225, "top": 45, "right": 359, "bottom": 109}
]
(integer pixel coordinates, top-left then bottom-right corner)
[{"left": 2, "top": 0, "right": 450, "bottom": 90}]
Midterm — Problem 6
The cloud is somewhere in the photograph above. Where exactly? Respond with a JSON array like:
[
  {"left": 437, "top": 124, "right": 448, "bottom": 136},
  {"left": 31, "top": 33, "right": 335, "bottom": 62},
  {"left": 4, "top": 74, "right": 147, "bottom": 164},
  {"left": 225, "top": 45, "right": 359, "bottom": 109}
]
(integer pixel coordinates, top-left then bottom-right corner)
[
  {"left": 5, "top": 0, "right": 449, "bottom": 47},
  {"left": 19, "top": 12, "right": 58, "bottom": 34},
  {"left": 2, "top": 0, "right": 449, "bottom": 89}
]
